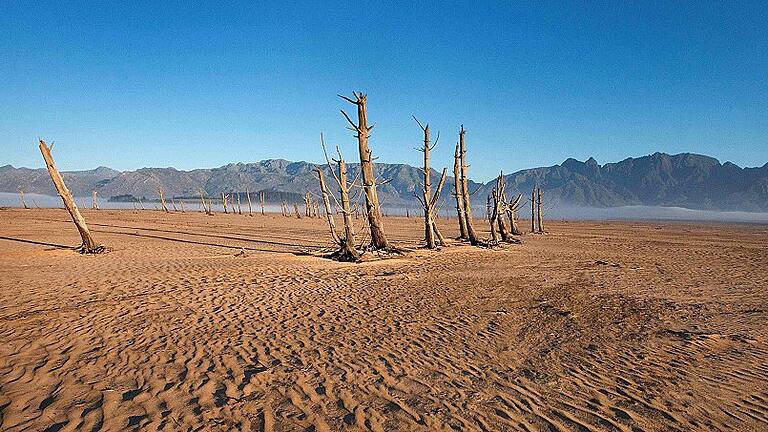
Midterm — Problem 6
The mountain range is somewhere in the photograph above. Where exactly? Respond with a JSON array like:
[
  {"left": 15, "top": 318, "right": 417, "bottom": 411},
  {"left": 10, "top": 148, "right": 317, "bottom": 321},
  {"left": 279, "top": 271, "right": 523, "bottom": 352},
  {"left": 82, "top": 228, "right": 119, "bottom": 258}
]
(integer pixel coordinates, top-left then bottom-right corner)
[{"left": 2, "top": 152, "right": 767, "bottom": 211}]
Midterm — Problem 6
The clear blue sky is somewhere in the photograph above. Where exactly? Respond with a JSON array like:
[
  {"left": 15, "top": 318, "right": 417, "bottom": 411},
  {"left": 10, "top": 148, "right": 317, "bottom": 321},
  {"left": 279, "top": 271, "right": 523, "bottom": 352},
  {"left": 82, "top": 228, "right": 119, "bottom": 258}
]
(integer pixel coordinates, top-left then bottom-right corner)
[{"left": 2, "top": 1, "right": 766, "bottom": 181}]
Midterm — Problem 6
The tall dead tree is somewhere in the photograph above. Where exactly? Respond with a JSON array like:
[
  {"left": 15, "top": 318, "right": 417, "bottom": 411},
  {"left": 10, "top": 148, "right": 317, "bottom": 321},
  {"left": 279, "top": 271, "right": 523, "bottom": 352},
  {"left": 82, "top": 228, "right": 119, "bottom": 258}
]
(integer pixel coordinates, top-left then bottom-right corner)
[
  {"left": 259, "top": 191, "right": 265, "bottom": 215},
  {"left": 158, "top": 187, "right": 169, "bottom": 213},
  {"left": 339, "top": 92, "right": 391, "bottom": 250},
  {"left": 452, "top": 143, "right": 468, "bottom": 240},
  {"left": 38, "top": 139, "right": 103, "bottom": 253},
  {"left": 246, "top": 188, "right": 253, "bottom": 216},
  {"left": 491, "top": 173, "right": 522, "bottom": 244},
  {"left": 171, "top": 195, "right": 178, "bottom": 212},
  {"left": 236, "top": 193, "right": 242, "bottom": 215},
  {"left": 320, "top": 134, "right": 360, "bottom": 261},
  {"left": 537, "top": 187, "right": 545, "bottom": 233},
  {"left": 222, "top": 192, "right": 229, "bottom": 214},
  {"left": 199, "top": 188, "right": 213, "bottom": 216},
  {"left": 414, "top": 117, "right": 447, "bottom": 249},
  {"left": 92, "top": 191, "right": 100, "bottom": 210},
  {"left": 458, "top": 126, "right": 481, "bottom": 245}
]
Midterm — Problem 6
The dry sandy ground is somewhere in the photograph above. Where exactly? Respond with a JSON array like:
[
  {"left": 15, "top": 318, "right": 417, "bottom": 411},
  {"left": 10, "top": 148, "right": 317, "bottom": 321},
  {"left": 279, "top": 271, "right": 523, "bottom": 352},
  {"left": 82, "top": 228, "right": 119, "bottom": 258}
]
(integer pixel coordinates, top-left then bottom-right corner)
[{"left": 0, "top": 208, "right": 766, "bottom": 432}]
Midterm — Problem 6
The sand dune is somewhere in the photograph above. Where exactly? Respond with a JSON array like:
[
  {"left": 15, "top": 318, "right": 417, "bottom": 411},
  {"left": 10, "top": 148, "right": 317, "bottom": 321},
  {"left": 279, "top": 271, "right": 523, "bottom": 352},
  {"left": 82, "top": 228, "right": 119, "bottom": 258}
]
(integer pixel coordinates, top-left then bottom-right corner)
[{"left": 0, "top": 208, "right": 766, "bottom": 431}]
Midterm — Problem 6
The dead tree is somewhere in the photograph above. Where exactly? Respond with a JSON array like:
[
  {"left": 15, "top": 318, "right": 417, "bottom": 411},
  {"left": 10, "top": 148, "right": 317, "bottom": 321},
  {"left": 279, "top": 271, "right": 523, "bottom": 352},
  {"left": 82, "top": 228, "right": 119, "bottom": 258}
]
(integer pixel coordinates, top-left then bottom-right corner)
[
  {"left": 487, "top": 193, "right": 499, "bottom": 244},
  {"left": 91, "top": 191, "right": 100, "bottom": 210},
  {"left": 452, "top": 143, "right": 468, "bottom": 240},
  {"left": 458, "top": 126, "right": 481, "bottom": 245},
  {"left": 414, "top": 116, "right": 447, "bottom": 249},
  {"left": 222, "top": 192, "right": 229, "bottom": 214},
  {"left": 304, "top": 192, "right": 312, "bottom": 217},
  {"left": 537, "top": 187, "right": 545, "bottom": 233},
  {"left": 506, "top": 193, "right": 523, "bottom": 235},
  {"left": 19, "top": 190, "right": 29, "bottom": 209},
  {"left": 259, "top": 191, "right": 265, "bottom": 215},
  {"left": 531, "top": 188, "right": 536, "bottom": 233},
  {"left": 316, "top": 166, "right": 340, "bottom": 245},
  {"left": 339, "top": 92, "right": 391, "bottom": 250},
  {"left": 158, "top": 187, "right": 169, "bottom": 213},
  {"left": 171, "top": 195, "right": 178, "bottom": 212},
  {"left": 236, "top": 193, "right": 242, "bottom": 215},
  {"left": 38, "top": 139, "right": 104, "bottom": 253},
  {"left": 293, "top": 203, "right": 301, "bottom": 218},
  {"left": 179, "top": 199, "right": 185, "bottom": 213},
  {"left": 199, "top": 188, "right": 213, "bottom": 216},
  {"left": 320, "top": 134, "right": 360, "bottom": 261},
  {"left": 246, "top": 188, "right": 253, "bottom": 216}
]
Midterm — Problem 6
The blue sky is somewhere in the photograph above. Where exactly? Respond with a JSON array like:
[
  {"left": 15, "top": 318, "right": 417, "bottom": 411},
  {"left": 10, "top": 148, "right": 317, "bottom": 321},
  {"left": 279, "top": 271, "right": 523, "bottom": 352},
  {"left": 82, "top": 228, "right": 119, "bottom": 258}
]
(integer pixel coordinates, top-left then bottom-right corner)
[{"left": 1, "top": 1, "right": 766, "bottom": 181}]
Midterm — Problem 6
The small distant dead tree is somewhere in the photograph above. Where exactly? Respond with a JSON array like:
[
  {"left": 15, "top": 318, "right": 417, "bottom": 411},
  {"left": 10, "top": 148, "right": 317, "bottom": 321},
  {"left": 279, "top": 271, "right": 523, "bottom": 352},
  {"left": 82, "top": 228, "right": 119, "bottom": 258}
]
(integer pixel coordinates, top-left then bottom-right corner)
[
  {"left": 293, "top": 203, "right": 301, "bottom": 218},
  {"left": 304, "top": 192, "right": 312, "bottom": 217},
  {"left": 91, "top": 191, "right": 100, "bottom": 210},
  {"left": 38, "top": 139, "right": 104, "bottom": 253},
  {"left": 222, "top": 192, "right": 229, "bottom": 214},
  {"left": 19, "top": 189, "right": 29, "bottom": 209},
  {"left": 458, "top": 126, "right": 481, "bottom": 245},
  {"left": 171, "top": 195, "right": 178, "bottom": 212},
  {"left": 246, "top": 188, "right": 253, "bottom": 216},
  {"left": 339, "top": 91, "right": 392, "bottom": 251},
  {"left": 320, "top": 134, "right": 360, "bottom": 261},
  {"left": 413, "top": 116, "right": 447, "bottom": 249},
  {"left": 158, "top": 187, "right": 169, "bottom": 213},
  {"left": 259, "top": 191, "right": 265, "bottom": 215},
  {"left": 236, "top": 193, "right": 242, "bottom": 215},
  {"left": 199, "top": 188, "right": 213, "bottom": 216},
  {"left": 179, "top": 199, "right": 185, "bottom": 213}
]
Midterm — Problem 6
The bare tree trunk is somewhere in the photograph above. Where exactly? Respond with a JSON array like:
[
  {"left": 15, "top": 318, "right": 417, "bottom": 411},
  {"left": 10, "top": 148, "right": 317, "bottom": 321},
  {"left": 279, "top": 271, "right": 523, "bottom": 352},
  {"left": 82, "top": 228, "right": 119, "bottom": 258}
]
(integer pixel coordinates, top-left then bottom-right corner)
[
  {"left": 494, "top": 173, "right": 512, "bottom": 242},
  {"left": 453, "top": 149, "right": 465, "bottom": 233},
  {"left": 246, "top": 188, "right": 253, "bottom": 216},
  {"left": 38, "top": 140, "right": 103, "bottom": 253},
  {"left": 531, "top": 188, "right": 536, "bottom": 233},
  {"left": 260, "top": 191, "right": 265, "bottom": 215},
  {"left": 304, "top": 192, "right": 311, "bottom": 217},
  {"left": 340, "top": 92, "right": 390, "bottom": 250},
  {"left": 537, "top": 188, "right": 544, "bottom": 233},
  {"left": 459, "top": 126, "right": 480, "bottom": 245},
  {"left": 19, "top": 190, "right": 29, "bottom": 209},
  {"left": 237, "top": 193, "right": 242, "bottom": 215},
  {"left": 316, "top": 167, "right": 340, "bottom": 244},
  {"left": 158, "top": 187, "right": 169, "bottom": 213},
  {"left": 92, "top": 191, "right": 100, "bottom": 210},
  {"left": 414, "top": 117, "right": 447, "bottom": 249},
  {"left": 222, "top": 192, "right": 228, "bottom": 214},
  {"left": 293, "top": 203, "right": 301, "bottom": 218},
  {"left": 171, "top": 195, "right": 178, "bottom": 212},
  {"left": 507, "top": 194, "right": 522, "bottom": 235},
  {"left": 487, "top": 193, "right": 499, "bottom": 244},
  {"left": 179, "top": 199, "right": 185, "bottom": 213}
]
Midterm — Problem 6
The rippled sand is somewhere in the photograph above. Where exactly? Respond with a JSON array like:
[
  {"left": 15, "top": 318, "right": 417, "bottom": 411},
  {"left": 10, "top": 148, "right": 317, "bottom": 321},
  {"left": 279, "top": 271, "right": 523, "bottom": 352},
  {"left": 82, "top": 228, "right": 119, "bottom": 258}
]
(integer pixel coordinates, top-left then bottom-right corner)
[{"left": 1, "top": 208, "right": 766, "bottom": 431}]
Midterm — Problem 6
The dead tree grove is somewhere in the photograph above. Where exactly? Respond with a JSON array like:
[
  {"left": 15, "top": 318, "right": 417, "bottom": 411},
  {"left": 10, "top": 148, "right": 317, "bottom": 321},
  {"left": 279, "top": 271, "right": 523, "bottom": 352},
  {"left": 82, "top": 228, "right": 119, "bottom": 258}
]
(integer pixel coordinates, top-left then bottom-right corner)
[
  {"left": 38, "top": 139, "right": 104, "bottom": 254},
  {"left": 339, "top": 92, "right": 391, "bottom": 251},
  {"left": 414, "top": 116, "right": 447, "bottom": 249}
]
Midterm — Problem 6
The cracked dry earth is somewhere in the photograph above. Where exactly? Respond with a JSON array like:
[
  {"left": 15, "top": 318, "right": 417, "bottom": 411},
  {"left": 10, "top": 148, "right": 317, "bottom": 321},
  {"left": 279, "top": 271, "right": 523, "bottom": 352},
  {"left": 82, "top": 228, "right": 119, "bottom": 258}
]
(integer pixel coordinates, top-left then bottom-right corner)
[{"left": 0, "top": 209, "right": 767, "bottom": 431}]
